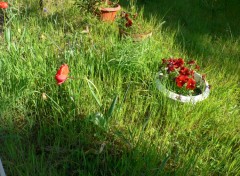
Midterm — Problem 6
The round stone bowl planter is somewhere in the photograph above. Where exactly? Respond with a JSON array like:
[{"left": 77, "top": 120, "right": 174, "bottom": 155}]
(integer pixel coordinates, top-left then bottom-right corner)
[
  {"left": 0, "top": 158, "right": 6, "bottom": 176},
  {"left": 131, "top": 31, "right": 152, "bottom": 42},
  {"left": 156, "top": 72, "right": 210, "bottom": 104},
  {"left": 119, "top": 28, "right": 152, "bottom": 42}
]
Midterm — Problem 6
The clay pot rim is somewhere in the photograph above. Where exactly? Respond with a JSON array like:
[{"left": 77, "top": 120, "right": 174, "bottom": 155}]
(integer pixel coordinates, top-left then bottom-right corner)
[{"left": 99, "top": 4, "right": 121, "bottom": 12}]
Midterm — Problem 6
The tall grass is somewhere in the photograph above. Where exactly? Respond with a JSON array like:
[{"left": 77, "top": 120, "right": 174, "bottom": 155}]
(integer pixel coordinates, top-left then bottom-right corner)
[{"left": 0, "top": 0, "right": 239, "bottom": 175}]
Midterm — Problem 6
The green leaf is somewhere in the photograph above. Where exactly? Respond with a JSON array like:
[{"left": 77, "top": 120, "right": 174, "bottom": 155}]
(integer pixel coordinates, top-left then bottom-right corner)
[
  {"left": 86, "top": 78, "right": 102, "bottom": 107},
  {"left": 106, "top": 95, "right": 118, "bottom": 119},
  {"left": 4, "top": 27, "right": 11, "bottom": 50}
]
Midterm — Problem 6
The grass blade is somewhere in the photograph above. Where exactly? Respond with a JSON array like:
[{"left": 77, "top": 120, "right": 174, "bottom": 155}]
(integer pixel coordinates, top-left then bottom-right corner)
[
  {"left": 106, "top": 95, "right": 118, "bottom": 119},
  {"left": 86, "top": 78, "right": 102, "bottom": 107}
]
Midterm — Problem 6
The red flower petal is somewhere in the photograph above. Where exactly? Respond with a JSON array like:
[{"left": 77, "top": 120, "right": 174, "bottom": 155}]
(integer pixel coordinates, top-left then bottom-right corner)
[
  {"left": 167, "top": 64, "right": 175, "bottom": 72},
  {"left": 174, "top": 58, "right": 184, "bottom": 68},
  {"left": 179, "top": 67, "right": 190, "bottom": 76},
  {"left": 125, "top": 19, "right": 133, "bottom": 27},
  {"left": 0, "top": 2, "right": 8, "bottom": 9},
  {"left": 176, "top": 75, "right": 189, "bottom": 88},
  {"left": 55, "top": 64, "right": 69, "bottom": 85},
  {"left": 186, "top": 78, "right": 196, "bottom": 90}
]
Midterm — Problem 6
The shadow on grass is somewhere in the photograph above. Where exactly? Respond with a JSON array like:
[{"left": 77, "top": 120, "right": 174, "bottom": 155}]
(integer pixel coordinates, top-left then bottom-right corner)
[{"left": 0, "top": 111, "right": 174, "bottom": 175}]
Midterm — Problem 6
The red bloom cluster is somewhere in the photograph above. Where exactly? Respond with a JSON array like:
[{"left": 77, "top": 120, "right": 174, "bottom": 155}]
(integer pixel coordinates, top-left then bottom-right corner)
[
  {"left": 162, "top": 58, "right": 184, "bottom": 72},
  {"left": 176, "top": 75, "right": 189, "bottom": 88},
  {"left": 125, "top": 19, "right": 133, "bottom": 27},
  {"left": 124, "top": 13, "right": 133, "bottom": 28},
  {"left": 161, "top": 58, "right": 202, "bottom": 90}
]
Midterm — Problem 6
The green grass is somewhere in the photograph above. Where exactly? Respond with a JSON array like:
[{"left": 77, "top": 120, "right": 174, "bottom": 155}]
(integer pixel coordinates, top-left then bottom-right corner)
[{"left": 0, "top": 0, "right": 239, "bottom": 175}]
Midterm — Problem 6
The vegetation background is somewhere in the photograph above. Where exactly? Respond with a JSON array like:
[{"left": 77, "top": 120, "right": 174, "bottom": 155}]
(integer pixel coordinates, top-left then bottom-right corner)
[{"left": 0, "top": 0, "right": 239, "bottom": 175}]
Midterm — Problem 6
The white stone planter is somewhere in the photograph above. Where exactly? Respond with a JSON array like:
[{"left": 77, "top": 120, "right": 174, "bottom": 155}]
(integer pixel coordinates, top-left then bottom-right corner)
[
  {"left": 0, "top": 158, "right": 6, "bottom": 176},
  {"left": 156, "top": 72, "right": 210, "bottom": 104}
]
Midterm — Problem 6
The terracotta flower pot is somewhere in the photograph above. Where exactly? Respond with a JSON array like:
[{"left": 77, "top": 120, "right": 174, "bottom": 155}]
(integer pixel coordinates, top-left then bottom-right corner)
[
  {"left": 99, "top": 4, "right": 121, "bottom": 22},
  {"left": 156, "top": 72, "right": 210, "bottom": 104}
]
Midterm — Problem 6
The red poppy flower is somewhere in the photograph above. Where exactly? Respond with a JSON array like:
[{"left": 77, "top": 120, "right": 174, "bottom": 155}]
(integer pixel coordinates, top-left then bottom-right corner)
[
  {"left": 186, "top": 78, "right": 196, "bottom": 90},
  {"left": 125, "top": 19, "right": 133, "bottom": 27},
  {"left": 0, "top": 2, "right": 8, "bottom": 9},
  {"left": 176, "top": 75, "right": 189, "bottom": 88},
  {"left": 55, "top": 64, "right": 69, "bottom": 85}
]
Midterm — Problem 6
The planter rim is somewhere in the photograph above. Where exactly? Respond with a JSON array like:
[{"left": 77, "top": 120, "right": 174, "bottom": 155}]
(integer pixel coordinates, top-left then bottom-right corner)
[
  {"left": 119, "top": 28, "right": 152, "bottom": 36},
  {"left": 0, "top": 158, "right": 6, "bottom": 176},
  {"left": 119, "top": 29, "right": 152, "bottom": 41},
  {"left": 131, "top": 31, "right": 153, "bottom": 38},
  {"left": 156, "top": 71, "right": 210, "bottom": 104},
  {"left": 99, "top": 4, "right": 121, "bottom": 12}
]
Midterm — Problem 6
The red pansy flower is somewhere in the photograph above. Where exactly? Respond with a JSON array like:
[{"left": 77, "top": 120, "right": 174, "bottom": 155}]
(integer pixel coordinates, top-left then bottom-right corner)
[
  {"left": 167, "top": 63, "right": 175, "bottom": 72},
  {"left": 0, "top": 2, "right": 8, "bottom": 9},
  {"left": 186, "top": 78, "right": 196, "bottom": 90},
  {"left": 176, "top": 75, "right": 189, "bottom": 88},
  {"left": 55, "top": 64, "right": 69, "bottom": 85},
  {"left": 168, "top": 58, "right": 175, "bottom": 65},
  {"left": 164, "top": 58, "right": 184, "bottom": 69},
  {"left": 179, "top": 67, "right": 190, "bottom": 76},
  {"left": 174, "top": 58, "right": 184, "bottom": 68},
  {"left": 159, "top": 57, "right": 205, "bottom": 95}
]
